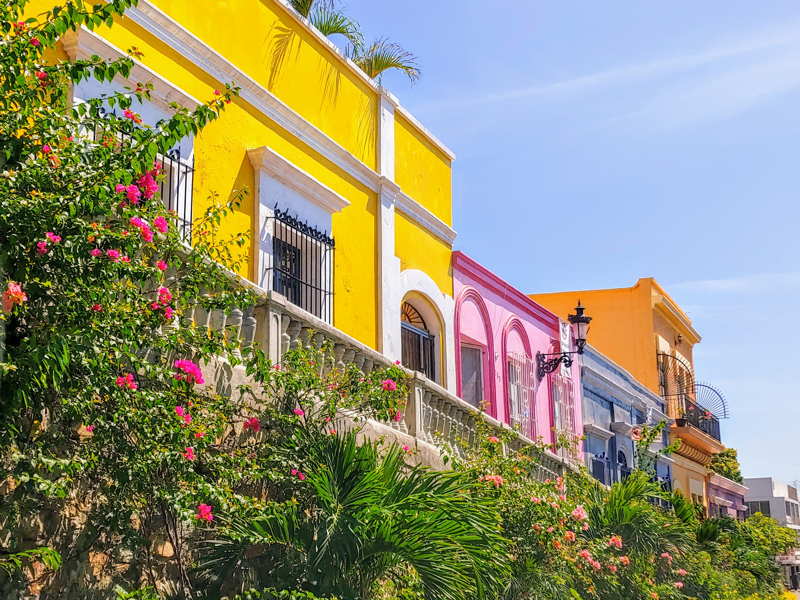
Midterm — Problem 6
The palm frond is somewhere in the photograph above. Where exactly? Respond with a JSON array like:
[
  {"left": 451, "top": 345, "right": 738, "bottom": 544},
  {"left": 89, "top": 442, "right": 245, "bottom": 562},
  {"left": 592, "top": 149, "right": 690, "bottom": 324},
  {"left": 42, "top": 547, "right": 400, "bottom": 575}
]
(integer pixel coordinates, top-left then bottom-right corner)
[
  {"left": 287, "top": 0, "right": 321, "bottom": 18},
  {"left": 310, "top": 7, "right": 363, "bottom": 48},
  {"left": 351, "top": 38, "right": 420, "bottom": 82}
]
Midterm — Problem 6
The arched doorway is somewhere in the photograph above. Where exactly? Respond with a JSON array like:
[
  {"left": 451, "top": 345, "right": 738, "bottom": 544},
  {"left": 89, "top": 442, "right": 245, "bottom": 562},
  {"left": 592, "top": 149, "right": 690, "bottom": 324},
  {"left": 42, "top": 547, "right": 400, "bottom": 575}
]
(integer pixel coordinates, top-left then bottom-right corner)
[{"left": 401, "top": 301, "right": 436, "bottom": 381}]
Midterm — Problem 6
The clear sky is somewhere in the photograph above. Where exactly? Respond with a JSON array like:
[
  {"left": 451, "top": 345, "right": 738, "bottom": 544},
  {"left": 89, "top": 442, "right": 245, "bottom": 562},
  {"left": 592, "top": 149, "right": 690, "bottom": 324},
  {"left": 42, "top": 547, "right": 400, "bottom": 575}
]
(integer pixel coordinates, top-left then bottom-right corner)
[{"left": 341, "top": 1, "right": 800, "bottom": 483}]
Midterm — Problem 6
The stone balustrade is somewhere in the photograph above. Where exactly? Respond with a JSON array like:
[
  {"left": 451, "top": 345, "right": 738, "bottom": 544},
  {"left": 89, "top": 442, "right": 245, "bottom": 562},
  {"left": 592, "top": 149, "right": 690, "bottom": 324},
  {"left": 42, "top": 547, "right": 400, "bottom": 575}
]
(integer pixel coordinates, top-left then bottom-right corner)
[{"left": 183, "top": 271, "right": 568, "bottom": 481}]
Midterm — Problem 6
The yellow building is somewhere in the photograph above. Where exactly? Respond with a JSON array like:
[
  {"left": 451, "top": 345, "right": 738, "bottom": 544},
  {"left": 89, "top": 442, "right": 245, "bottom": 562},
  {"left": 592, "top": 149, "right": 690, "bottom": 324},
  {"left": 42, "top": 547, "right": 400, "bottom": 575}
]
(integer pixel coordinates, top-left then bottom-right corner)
[
  {"left": 31, "top": 0, "right": 458, "bottom": 390},
  {"left": 531, "top": 278, "right": 726, "bottom": 506}
]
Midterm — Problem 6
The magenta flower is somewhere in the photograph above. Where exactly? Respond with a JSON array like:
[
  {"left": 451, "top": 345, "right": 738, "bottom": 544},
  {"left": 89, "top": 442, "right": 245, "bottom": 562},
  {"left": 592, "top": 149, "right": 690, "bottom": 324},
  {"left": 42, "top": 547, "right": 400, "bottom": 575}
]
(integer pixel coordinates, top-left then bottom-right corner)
[
  {"left": 153, "top": 216, "right": 168, "bottom": 233},
  {"left": 90, "top": 248, "right": 102, "bottom": 257},
  {"left": 381, "top": 378, "right": 397, "bottom": 391},
  {"left": 90, "top": 304, "right": 103, "bottom": 312},
  {"left": 30, "top": 37, "right": 41, "bottom": 47},
  {"left": 85, "top": 425, "right": 95, "bottom": 433},
  {"left": 125, "top": 184, "right": 141, "bottom": 205},
  {"left": 41, "top": 144, "right": 51, "bottom": 154},
  {"left": 45, "top": 232, "right": 61, "bottom": 243},
  {"left": 156, "top": 260, "right": 168, "bottom": 271},
  {"left": 106, "top": 249, "right": 120, "bottom": 262},
  {"left": 115, "top": 184, "right": 127, "bottom": 194},
  {"left": 175, "top": 406, "right": 186, "bottom": 417},
  {"left": 393, "top": 410, "right": 403, "bottom": 422},
  {"left": 182, "top": 447, "right": 195, "bottom": 461},
  {"left": 402, "top": 444, "right": 411, "bottom": 453},
  {"left": 136, "top": 168, "right": 159, "bottom": 200},
  {"left": 36, "top": 241, "right": 48, "bottom": 254},
  {"left": 183, "top": 413, "right": 192, "bottom": 425},
  {"left": 292, "top": 407, "right": 305, "bottom": 416},
  {"left": 115, "top": 373, "right": 137, "bottom": 391},
  {"left": 195, "top": 504, "right": 213, "bottom": 522},
  {"left": 174, "top": 359, "right": 204, "bottom": 385},
  {"left": 290, "top": 469, "right": 306, "bottom": 481},
  {"left": 243, "top": 417, "right": 261, "bottom": 432},
  {"left": 162, "top": 306, "right": 174, "bottom": 320},
  {"left": 140, "top": 226, "right": 153, "bottom": 242},
  {"left": 194, "top": 431, "right": 205, "bottom": 439},
  {"left": 608, "top": 535, "right": 623, "bottom": 549},
  {"left": 158, "top": 287, "right": 173, "bottom": 305}
]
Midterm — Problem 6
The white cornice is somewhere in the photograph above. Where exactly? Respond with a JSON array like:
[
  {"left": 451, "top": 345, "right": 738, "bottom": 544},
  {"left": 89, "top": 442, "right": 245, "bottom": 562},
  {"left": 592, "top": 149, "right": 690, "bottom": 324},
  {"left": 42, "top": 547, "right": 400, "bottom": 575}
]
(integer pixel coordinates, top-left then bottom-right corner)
[
  {"left": 584, "top": 423, "right": 613, "bottom": 440},
  {"left": 396, "top": 190, "right": 457, "bottom": 245},
  {"left": 62, "top": 27, "right": 200, "bottom": 112},
  {"left": 248, "top": 147, "right": 349, "bottom": 214}
]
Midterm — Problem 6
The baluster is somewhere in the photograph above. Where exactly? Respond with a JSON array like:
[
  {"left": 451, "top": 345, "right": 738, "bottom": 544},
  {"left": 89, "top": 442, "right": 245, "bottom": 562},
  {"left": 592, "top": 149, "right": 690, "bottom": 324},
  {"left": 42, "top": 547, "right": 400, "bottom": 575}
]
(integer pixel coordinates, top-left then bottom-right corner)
[
  {"left": 342, "top": 348, "right": 355, "bottom": 366},
  {"left": 362, "top": 359, "right": 374, "bottom": 373},
  {"left": 227, "top": 308, "right": 243, "bottom": 359},
  {"left": 241, "top": 307, "right": 257, "bottom": 350},
  {"left": 209, "top": 309, "right": 226, "bottom": 337},
  {"left": 354, "top": 353, "right": 366, "bottom": 372},
  {"left": 286, "top": 320, "right": 303, "bottom": 349},
  {"left": 333, "top": 344, "right": 346, "bottom": 370}
]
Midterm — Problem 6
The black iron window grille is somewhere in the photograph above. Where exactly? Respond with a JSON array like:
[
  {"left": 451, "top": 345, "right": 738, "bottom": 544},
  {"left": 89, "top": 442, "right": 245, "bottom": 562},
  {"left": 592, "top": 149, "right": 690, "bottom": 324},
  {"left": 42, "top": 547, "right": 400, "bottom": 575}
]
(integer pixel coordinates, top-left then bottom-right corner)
[
  {"left": 90, "top": 109, "right": 194, "bottom": 243},
  {"left": 401, "top": 302, "right": 436, "bottom": 382},
  {"left": 265, "top": 208, "right": 334, "bottom": 323}
]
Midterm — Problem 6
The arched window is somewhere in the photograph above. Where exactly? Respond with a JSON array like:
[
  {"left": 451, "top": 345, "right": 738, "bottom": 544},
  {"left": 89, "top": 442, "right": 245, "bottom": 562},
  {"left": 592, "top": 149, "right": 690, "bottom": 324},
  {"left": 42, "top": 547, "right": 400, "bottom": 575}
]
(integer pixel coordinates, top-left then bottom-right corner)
[{"left": 401, "top": 301, "right": 436, "bottom": 381}]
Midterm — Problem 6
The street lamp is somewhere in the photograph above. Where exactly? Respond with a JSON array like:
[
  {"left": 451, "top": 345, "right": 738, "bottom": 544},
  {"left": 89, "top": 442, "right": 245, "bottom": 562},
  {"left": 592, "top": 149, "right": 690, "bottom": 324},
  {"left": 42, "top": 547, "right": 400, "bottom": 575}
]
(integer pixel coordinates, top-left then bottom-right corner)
[{"left": 536, "top": 301, "right": 592, "bottom": 378}]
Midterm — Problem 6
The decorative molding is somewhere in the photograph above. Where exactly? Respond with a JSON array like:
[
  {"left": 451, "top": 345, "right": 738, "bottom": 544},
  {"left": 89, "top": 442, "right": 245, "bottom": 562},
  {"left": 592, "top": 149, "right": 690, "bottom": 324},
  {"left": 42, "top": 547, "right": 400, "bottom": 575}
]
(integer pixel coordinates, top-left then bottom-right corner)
[
  {"left": 396, "top": 190, "right": 457, "bottom": 245},
  {"left": 247, "top": 146, "right": 350, "bottom": 214},
  {"left": 610, "top": 421, "right": 633, "bottom": 436},
  {"left": 452, "top": 251, "right": 558, "bottom": 327},
  {"left": 584, "top": 423, "right": 614, "bottom": 440},
  {"left": 62, "top": 27, "right": 200, "bottom": 112}
]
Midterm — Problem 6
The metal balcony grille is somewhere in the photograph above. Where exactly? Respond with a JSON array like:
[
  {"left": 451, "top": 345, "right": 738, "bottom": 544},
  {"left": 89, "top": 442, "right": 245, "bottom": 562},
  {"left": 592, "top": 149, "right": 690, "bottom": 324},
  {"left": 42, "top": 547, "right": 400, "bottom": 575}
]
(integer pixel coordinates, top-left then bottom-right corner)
[
  {"left": 264, "top": 209, "right": 334, "bottom": 323},
  {"left": 401, "top": 322, "right": 436, "bottom": 381}
]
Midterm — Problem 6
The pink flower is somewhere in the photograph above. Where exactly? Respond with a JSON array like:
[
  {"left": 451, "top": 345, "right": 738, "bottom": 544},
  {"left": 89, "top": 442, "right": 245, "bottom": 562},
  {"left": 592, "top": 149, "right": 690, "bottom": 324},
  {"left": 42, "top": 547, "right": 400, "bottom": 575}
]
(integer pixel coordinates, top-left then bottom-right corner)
[
  {"left": 183, "top": 414, "right": 192, "bottom": 425},
  {"left": 85, "top": 425, "right": 95, "bottom": 433},
  {"left": 214, "top": 89, "right": 221, "bottom": 95},
  {"left": 174, "top": 359, "right": 204, "bottom": 385},
  {"left": 402, "top": 444, "right": 411, "bottom": 453},
  {"left": 122, "top": 109, "right": 142, "bottom": 124},
  {"left": 272, "top": 364, "right": 281, "bottom": 371},
  {"left": 394, "top": 360, "right": 401, "bottom": 365},
  {"left": 487, "top": 436, "right": 500, "bottom": 444},
  {"left": 115, "top": 373, "right": 137, "bottom": 391},
  {"left": 45, "top": 232, "right": 61, "bottom": 243},
  {"left": 381, "top": 378, "right": 397, "bottom": 391},
  {"left": 195, "top": 504, "right": 213, "bottom": 522},
  {"left": 158, "top": 287, "right": 173, "bottom": 305},
  {"left": 182, "top": 447, "right": 195, "bottom": 460},
  {"left": 591, "top": 560, "right": 602, "bottom": 570},
  {"left": 571, "top": 505, "right": 588, "bottom": 521},
  {"left": 292, "top": 408, "right": 305, "bottom": 416},
  {"left": 90, "top": 304, "right": 103, "bottom": 312},
  {"left": 115, "top": 184, "right": 126, "bottom": 193},
  {"left": 660, "top": 552, "right": 673, "bottom": 563},
  {"left": 243, "top": 417, "right": 261, "bottom": 432},
  {"left": 479, "top": 474, "right": 504, "bottom": 488},
  {"left": 36, "top": 241, "right": 48, "bottom": 254},
  {"left": 162, "top": 306, "right": 174, "bottom": 320},
  {"left": 631, "top": 427, "right": 642, "bottom": 441},
  {"left": 546, "top": 526, "right": 554, "bottom": 533},
  {"left": 531, "top": 497, "right": 542, "bottom": 504},
  {"left": 153, "top": 216, "right": 168, "bottom": 233},
  {"left": 41, "top": 144, "right": 52, "bottom": 154},
  {"left": 140, "top": 226, "right": 153, "bottom": 242},
  {"left": 156, "top": 260, "right": 168, "bottom": 271},
  {"left": 676, "top": 568, "right": 688, "bottom": 576},
  {"left": 90, "top": 248, "right": 102, "bottom": 257},
  {"left": 578, "top": 549, "right": 592, "bottom": 560},
  {"left": 581, "top": 522, "right": 589, "bottom": 531},
  {"left": 608, "top": 535, "right": 623, "bottom": 549},
  {"left": 194, "top": 431, "right": 205, "bottom": 439},
  {"left": 121, "top": 255, "right": 131, "bottom": 263},
  {"left": 106, "top": 249, "right": 120, "bottom": 262},
  {"left": 175, "top": 406, "right": 186, "bottom": 417},
  {"left": 564, "top": 530, "right": 576, "bottom": 542},
  {"left": 30, "top": 37, "right": 41, "bottom": 47},
  {"left": 619, "top": 556, "right": 630, "bottom": 566},
  {"left": 608, "top": 565, "right": 618, "bottom": 573},
  {"left": 297, "top": 472, "right": 306, "bottom": 481},
  {"left": 673, "top": 582, "right": 684, "bottom": 589}
]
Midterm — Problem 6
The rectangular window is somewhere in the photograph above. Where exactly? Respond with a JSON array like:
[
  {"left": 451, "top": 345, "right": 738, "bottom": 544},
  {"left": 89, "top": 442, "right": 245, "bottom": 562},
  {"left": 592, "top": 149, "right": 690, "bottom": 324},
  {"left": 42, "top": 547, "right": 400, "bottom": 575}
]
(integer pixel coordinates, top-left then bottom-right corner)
[
  {"left": 550, "top": 374, "right": 577, "bottom": 460},
  {"left": 460, "top": 345, "right": 483, "bottom": 408},
  {"left": 157, "top": 149, "right": 194, "bottom": 243},
  {"left": 746, "top": 501, "right": 771, "bottom": 517},
  {"left": 266, "top": 209, "right": 334, "bottom": 323},
  {"left": 507, "top": 353, "right": 535, "bottom": 438}
]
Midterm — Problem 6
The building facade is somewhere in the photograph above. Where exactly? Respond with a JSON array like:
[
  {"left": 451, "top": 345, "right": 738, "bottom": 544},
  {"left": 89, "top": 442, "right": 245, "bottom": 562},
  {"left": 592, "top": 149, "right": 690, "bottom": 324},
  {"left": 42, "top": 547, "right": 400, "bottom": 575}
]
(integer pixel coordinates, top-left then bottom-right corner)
[
  {"left": 33, "top": 0, "right": 459, "bottom": 391},
  {"left": 745, "top": 477, "right": 800, "bottom": 588},
  {"left": 580, "top": 345, "right": 672, "bottom": 488},
  {"left": 707, "top": 473, "right": 747, "bottom": 520},
  {"left": 531, "top": 278, "right": 728, "bottom": 508},
  {"left": 452, "top": 252, "right": 583, "bottom": 457}
]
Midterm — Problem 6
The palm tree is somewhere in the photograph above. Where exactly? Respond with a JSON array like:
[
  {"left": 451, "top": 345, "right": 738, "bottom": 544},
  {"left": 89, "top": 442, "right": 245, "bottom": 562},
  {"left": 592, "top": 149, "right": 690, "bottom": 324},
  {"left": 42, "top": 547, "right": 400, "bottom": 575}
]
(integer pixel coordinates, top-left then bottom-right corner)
[
  {"left": 287, "top": 0, "right": 362, "bottom": 49},
  {"left": 349, "top": 38, "right": 420, "bottom": 83},
  {"left": 199, "top": 429, "right": 509, "bottom": 600}
]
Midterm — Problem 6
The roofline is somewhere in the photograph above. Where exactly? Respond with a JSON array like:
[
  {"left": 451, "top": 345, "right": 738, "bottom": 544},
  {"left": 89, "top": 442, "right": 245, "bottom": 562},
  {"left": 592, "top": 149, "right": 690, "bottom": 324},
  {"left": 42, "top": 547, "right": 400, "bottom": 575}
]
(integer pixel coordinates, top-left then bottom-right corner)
[{"left": 272, "top": 0, "right": 455, "bottom": 161}]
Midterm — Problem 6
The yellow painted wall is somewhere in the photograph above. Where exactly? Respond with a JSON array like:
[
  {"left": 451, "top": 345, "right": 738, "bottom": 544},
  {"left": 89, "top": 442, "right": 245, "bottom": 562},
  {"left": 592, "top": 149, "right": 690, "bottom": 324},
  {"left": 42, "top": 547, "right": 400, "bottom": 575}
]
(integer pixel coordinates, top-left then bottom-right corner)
[
  {"left": 394, "top": 113, "right": 453, "bottom": 225},
  {"left": 531, "top": 279, "right": 659, "bottom": 393},
  {"left": 395, "top": 211, "right": 452, "bottom": 297}
]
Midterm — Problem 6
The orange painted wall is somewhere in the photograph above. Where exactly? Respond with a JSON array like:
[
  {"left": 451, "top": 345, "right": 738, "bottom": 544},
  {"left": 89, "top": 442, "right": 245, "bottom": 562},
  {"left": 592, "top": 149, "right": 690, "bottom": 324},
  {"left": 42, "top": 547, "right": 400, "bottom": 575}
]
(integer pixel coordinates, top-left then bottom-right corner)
[{"left": 530, "top": 279, "right": 660, "bottom": 394}]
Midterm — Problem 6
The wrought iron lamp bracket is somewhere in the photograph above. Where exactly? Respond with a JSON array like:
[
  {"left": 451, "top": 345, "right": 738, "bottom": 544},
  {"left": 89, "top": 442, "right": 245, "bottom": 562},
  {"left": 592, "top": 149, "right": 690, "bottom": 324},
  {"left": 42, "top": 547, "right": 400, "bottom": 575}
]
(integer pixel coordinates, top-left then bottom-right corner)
[{"left": 536, "top": 351, "right": 575, "bottom": 379}]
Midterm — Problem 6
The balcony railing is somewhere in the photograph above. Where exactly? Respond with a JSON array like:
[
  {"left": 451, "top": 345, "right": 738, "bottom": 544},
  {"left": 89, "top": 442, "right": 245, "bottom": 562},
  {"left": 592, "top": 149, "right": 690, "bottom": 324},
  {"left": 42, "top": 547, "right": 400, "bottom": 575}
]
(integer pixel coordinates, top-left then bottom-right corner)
[
  {"left": 677, "top": 396, "right": 721, "bottom": 441},
  {"left": 590, "top": 456, "right": 612, "bottom": 485},
  {"left": 185, "top": 271, "right": 569, "bottom": 482}
]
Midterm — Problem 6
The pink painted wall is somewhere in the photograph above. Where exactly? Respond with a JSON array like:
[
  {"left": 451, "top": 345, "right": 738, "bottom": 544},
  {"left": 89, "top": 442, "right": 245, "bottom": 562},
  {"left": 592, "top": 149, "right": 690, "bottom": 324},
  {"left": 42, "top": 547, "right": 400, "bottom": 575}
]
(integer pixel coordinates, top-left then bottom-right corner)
[{"left": 452, "top": 251, "right": 583, "bottom": 448}]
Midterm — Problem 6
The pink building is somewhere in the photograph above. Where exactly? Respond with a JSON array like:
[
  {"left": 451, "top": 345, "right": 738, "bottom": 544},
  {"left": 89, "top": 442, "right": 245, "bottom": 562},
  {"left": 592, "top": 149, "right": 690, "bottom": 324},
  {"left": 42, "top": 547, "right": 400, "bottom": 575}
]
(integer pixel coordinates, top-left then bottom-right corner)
[{"left": 453, "top": 251, "right": 583, "bottom": 454}]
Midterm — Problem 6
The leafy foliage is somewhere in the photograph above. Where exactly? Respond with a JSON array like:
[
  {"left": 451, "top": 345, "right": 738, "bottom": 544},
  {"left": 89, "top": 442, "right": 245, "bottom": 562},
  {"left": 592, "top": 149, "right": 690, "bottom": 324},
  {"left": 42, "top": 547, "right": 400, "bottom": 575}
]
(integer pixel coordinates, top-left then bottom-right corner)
[{"left": 710, "top": 448, "right": 744, "bottom": 484}]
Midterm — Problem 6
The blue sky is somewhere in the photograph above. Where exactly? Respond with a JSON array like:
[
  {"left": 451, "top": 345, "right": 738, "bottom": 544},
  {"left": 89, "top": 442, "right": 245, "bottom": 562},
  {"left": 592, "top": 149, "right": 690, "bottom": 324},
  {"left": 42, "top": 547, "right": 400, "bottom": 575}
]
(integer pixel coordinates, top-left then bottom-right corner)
[{"left": 342, "top": 1, "right": 800, "bottom": 483}]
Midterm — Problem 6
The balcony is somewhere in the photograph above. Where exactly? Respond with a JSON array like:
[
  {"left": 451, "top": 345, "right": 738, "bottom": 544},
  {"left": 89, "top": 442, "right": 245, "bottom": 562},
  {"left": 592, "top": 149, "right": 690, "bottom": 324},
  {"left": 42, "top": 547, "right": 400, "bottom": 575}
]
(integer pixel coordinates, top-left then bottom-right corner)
[
  {"left": 677, "top": 397, "right": 721, "bottom": 441},
  {"left": 194, "top": 270, "right": 570, "bottom": 482}
]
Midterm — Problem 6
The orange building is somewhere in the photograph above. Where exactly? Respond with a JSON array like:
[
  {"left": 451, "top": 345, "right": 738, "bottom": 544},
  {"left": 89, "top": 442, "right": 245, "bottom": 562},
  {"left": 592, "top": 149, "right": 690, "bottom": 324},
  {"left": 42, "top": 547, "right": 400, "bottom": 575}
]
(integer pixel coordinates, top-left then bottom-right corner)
[{"left": 531, "top": 278, "right": 726, "bottom": 507}]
